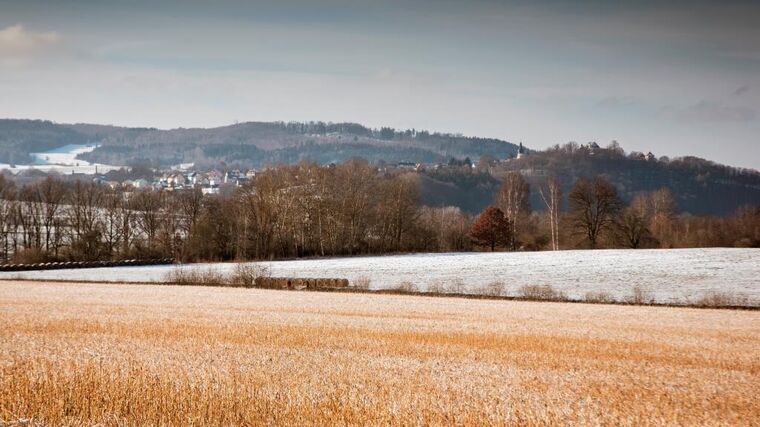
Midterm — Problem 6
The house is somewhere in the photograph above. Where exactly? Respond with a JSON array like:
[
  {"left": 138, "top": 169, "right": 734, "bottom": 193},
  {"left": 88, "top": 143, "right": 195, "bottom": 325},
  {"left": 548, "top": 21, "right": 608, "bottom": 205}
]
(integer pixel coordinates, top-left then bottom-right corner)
[
  {"left": 191, "top": 173, "right": 209, "bottom": 186},
  {"left": 207, "top": 170, "right": 223, "bottom": 186},
  {"left": 224, "top": 170, "right": 242, "bottom": 184},
  {"left": 168, "top": 173, "right": 187, "bottom": 187},
  {"left": 125, "top": 178, "right": 149, "bottom": 189},
  {"left": 396, "top": 161, "right": 417, "bottom": 170}
]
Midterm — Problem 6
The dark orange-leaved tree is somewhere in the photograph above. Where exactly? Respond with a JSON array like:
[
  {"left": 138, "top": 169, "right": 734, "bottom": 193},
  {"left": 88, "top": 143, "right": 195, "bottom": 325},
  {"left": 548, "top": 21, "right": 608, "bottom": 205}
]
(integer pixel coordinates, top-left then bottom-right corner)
[{"left": 469, "top": 206, "right": 511, "bottom": 251}]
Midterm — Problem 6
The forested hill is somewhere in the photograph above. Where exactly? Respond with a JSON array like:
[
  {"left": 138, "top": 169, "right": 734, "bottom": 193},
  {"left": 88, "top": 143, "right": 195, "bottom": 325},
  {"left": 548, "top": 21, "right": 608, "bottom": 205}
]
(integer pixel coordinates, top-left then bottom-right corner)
[
  {"left": 0, "top": 119, "right": 519, "bottom": 167},
  {"left": 1, "top": 119, "right": 758, "bottom": 216},
  {"left": 488, "top": 143, "right": 760, "bottom": 216}
]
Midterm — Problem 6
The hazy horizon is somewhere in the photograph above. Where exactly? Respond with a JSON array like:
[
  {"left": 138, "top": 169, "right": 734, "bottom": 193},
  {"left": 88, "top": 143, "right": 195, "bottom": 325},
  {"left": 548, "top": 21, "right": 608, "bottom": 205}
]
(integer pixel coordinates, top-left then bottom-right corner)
[{"left": 1, "top": 0, "right": 759, "bottom": 168}]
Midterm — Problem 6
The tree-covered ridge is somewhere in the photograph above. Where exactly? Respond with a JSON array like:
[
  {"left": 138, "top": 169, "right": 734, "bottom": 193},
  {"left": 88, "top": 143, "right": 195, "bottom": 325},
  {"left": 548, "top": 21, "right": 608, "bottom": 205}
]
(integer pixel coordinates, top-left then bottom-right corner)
[
  {"left": 2, "top": 119, "right": 758, "bottom": 216},
  {"left": 0, "top": 119, "right": 520, "bottom": 168},
  {"left": 0, "top": 120, "right": 91, "bottom": 164},
  {"left": 492, "top": 142, "right": 760, "bottom": 216}
]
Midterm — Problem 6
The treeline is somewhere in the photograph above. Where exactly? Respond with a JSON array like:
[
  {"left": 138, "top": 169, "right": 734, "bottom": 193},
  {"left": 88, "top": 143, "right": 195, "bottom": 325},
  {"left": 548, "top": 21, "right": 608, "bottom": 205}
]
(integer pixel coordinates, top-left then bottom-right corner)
[
  {"left": 0, "top": 161, "right": 470, "bottom": 264},
  {"left": 0, "top": 161, "right": 757, "bottom": 264},
  {"left": 0, "top": 119, "right": 518, "bottom": 169},
  {"left": 471, "top": 173, "right": 760, "bottom": 252},
  {"left": 494, "top": 141, "right": 760, "bottom": 215}
]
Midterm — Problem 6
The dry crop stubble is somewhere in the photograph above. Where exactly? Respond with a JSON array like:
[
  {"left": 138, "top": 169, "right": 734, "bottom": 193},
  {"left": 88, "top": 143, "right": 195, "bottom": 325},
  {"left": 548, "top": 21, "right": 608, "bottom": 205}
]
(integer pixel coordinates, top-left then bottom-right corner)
[{"left": 0, "top": 281, "right": 758, "bottom": 426}]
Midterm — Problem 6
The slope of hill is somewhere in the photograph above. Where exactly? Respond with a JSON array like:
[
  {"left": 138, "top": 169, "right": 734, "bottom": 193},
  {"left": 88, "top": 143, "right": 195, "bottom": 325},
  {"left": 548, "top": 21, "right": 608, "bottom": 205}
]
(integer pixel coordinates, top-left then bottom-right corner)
[
  {"left": 0, "top": 119, "right": 519, "bottom": 168},
  {"left": 1, "top": 119, "right": 758, "bottom": 215},
  {"left": 0, "top": 120, "right": 91, "bottom": 164},
  {"left": 492, "top": 144, "right": 760, "bottom": 215}
]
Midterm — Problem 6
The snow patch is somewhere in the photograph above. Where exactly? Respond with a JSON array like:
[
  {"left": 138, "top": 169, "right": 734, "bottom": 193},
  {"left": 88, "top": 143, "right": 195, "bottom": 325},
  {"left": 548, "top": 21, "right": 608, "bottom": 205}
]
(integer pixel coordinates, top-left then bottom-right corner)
[{"left": 0, "top": 144, "right": 121, "bottom": 175}]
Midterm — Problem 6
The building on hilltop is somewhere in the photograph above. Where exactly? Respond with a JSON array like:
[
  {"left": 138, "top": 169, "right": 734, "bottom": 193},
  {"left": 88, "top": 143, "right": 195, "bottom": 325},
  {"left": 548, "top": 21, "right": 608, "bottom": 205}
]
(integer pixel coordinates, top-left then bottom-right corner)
[{"left": 516, "top": 142, "right": 526, "bottom": 159}]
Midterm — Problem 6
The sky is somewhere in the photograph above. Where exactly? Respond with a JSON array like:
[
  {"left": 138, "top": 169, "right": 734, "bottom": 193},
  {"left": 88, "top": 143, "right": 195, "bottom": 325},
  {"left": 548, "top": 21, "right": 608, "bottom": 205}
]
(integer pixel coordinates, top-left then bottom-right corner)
[{"left": 0, "top": 0, "right": 759, "bottom": 169}]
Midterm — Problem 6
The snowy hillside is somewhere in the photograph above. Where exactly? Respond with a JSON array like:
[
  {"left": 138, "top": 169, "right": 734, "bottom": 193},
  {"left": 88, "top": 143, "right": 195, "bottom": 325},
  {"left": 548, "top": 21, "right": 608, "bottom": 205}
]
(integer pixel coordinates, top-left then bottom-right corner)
[{"left": 0, "top": 144, "right": 119, "bottom": 174}]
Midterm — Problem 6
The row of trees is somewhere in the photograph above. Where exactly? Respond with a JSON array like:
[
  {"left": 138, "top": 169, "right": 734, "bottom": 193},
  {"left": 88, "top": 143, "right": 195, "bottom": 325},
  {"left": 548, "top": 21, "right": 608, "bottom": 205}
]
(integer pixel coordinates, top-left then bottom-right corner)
[
  {"left": 470, "top": 172, "right": 759, "bottom": 251},
  {"left": 0, "top": 161, "right": 471, "bottom": 263},
  {"left": 0, "top": 163, "right": 757, "bottom": 264}
]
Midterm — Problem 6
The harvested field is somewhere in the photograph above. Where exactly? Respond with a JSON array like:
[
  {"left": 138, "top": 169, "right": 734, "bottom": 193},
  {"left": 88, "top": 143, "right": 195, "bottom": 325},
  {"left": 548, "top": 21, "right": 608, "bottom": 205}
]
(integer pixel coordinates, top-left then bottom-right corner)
[{"left": 1, "top": 281, "right": 758, "bottom": 425}]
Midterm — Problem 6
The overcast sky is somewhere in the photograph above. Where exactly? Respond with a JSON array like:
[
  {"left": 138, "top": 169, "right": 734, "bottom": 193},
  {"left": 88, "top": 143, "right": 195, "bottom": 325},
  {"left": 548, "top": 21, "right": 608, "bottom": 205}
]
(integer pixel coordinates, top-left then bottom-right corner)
[{"left": 1, "top": 0, "right": 758, "bottom": 168}]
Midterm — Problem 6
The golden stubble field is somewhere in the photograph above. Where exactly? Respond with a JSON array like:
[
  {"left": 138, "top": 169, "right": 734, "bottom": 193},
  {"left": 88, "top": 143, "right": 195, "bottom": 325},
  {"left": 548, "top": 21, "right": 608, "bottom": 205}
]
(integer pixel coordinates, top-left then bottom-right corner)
[{"left": 0, "top": 281, "right": 758, "bottom": 426}]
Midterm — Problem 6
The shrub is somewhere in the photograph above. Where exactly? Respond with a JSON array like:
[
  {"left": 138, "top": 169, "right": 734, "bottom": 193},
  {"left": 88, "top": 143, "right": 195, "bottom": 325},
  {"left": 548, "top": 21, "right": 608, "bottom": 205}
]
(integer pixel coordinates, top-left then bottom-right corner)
[
  {"left": 518, "top": 284, "right": 566, "bottom": 301},
  {"left": 482, "top": 281, "right": 506, "bottom": 297},
  {"left": 164, "top": 266, "right": 226, "bottom": 287},
  {"left": 444, "top": 280, "right": 466, "bottom": 294},
  {"left": 584, "top": 291, "right": 615, "bottom": 304},
  {"left": 11, "top": 248, "right": 57, "bottom": 264},
  {"left": 695, "top": 291, "right": 748, "bottom": 308},
  {"left": 352, "top": 276, "right": 371, "bottom": 290},
  {"left": 625, "top": 286, "right": 653, "bottom": 305},
  {"left": 393, "top": 281, "right": 418, "bottom": 293},
  {"left": 427, "top": 282, "right": 445, "bottom": 294},
  {"left": 165, "top": 263, "right": 271, "bottom": 287},
  {"left": 229, "top": 263, "right": 271, "bottom": 287}
]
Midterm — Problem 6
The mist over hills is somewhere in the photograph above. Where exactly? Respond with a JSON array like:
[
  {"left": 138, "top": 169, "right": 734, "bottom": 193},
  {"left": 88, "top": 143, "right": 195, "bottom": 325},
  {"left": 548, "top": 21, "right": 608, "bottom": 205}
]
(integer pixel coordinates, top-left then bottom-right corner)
[{"left": 0, "top": 118, "right": 758, "bottom": 216}]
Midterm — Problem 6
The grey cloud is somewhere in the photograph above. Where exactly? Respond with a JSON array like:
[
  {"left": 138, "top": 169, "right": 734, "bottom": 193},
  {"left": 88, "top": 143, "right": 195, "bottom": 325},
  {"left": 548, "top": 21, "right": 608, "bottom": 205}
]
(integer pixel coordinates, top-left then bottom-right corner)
[
  {"left": 672, "top": 100, "right": 755, "bottom": 123},
  {"left": 734, "top": 85, "right": 750, "bottom": 96}
]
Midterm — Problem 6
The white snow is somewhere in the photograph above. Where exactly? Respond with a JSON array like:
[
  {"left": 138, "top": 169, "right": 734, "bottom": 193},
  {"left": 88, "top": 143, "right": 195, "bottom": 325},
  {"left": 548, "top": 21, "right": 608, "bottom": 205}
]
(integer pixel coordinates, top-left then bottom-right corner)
[
  {"left": 0, "top": 144, "right": 121, "bottom": 175},
  {"left": 2, "top": 248, "right": 758, "bottom": 306}
]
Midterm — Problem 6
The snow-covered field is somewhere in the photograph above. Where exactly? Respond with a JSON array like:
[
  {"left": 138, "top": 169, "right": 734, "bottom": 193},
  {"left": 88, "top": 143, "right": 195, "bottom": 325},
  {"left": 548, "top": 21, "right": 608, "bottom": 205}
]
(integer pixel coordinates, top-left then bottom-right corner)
[
  {"left": 0, "top": 144, "right": 120, "bottom": 175},
  {"left": 2, "top": 248, "right": 758, "bottom": 306}
]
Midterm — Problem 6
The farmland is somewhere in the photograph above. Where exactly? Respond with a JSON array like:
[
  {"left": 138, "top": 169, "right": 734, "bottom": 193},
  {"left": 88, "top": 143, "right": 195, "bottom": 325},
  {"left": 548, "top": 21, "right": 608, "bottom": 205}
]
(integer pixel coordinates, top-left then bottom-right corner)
[
  {"left": 2, "top": 248, "right": 758, "bottom": 306},
  {"left": 1, "top": 281, "right": 758, "bottom": 425}
]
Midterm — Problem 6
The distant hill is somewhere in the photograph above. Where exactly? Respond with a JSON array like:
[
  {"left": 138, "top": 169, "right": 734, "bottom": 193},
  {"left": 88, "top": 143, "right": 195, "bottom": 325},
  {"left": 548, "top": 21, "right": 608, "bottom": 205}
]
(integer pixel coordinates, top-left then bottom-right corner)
[
  {"left": 1, "top": 119, "right": 758, "bottom": 216},
  {"left": 488, "top": 144, "right": 760, "bottom": 216},
  {"left": 0, "top": 119, "right": 519, "bottom": 168},
  {"left": 0, "top": 120, "right": 91, "bottom": 164}
]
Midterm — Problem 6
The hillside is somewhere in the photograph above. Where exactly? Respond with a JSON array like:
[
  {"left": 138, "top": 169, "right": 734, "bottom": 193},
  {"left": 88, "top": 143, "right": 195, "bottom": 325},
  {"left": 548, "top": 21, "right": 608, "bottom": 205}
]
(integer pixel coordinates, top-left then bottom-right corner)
[
  {"left": 1, "top": 119, "right": 758, "bottom": 216},
  {"left": 489, "top": 143, "right": 760, "bottom": 216},
  {"left": 0, "top": 120, "right": 91, "bottom": 164},
  {"left": 0, "top": 119, "right": 519, "bottom": 168}
]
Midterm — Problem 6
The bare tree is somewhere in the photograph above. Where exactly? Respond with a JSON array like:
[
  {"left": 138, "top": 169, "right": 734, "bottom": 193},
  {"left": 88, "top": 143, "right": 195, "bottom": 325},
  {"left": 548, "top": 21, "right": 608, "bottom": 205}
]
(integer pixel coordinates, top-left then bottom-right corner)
[
  {"left": 17, "top": 185, "right": 43, "bottom": 251},
  {"left": 37, "top": 177, "right": 67, "bottom": 254},
  {"left": 377, "top": 173, "right": 420, "bottom": 251},
  {"left": 568, "top": 176, "right": 622, "bottom": 248},
  {"left": 495, "top": 172, "right": 530, "bottom": 250},
  {"left": 69, "top": 181, "right": 104, "bottom": 240},
  {"left": 103, "top": 189, "right": 128, "bottom": 257},
  {"left": 176, "top": 187, "right": 204, "bottom": 235},
  {"left": 132, "top": 190, "right": 165, "bottom": 252},
  {"left": 0, "top": 177, "right": 16, "bottom": 262},
  {"left": 538, "top": 176, "right": 562, "bottom": 250},
  {"left": 617, "top": 206, "right": 650, "bottom": 248},
  {"left": 68, "top": 181, "right": 105, "bottom": 260},
  {"left": 331, "top": 160, "right": 378, "bottom": 254},
  {"left": 649, "top": 188, "right": 677, "bottom": 246}
]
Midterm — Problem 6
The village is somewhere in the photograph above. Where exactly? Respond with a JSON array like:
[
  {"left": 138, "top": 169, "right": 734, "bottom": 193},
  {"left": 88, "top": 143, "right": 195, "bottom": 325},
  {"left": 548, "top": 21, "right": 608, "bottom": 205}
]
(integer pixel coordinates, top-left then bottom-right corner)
[{"left": 97, "top": 140, "right": 660, "bottom": 194}]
